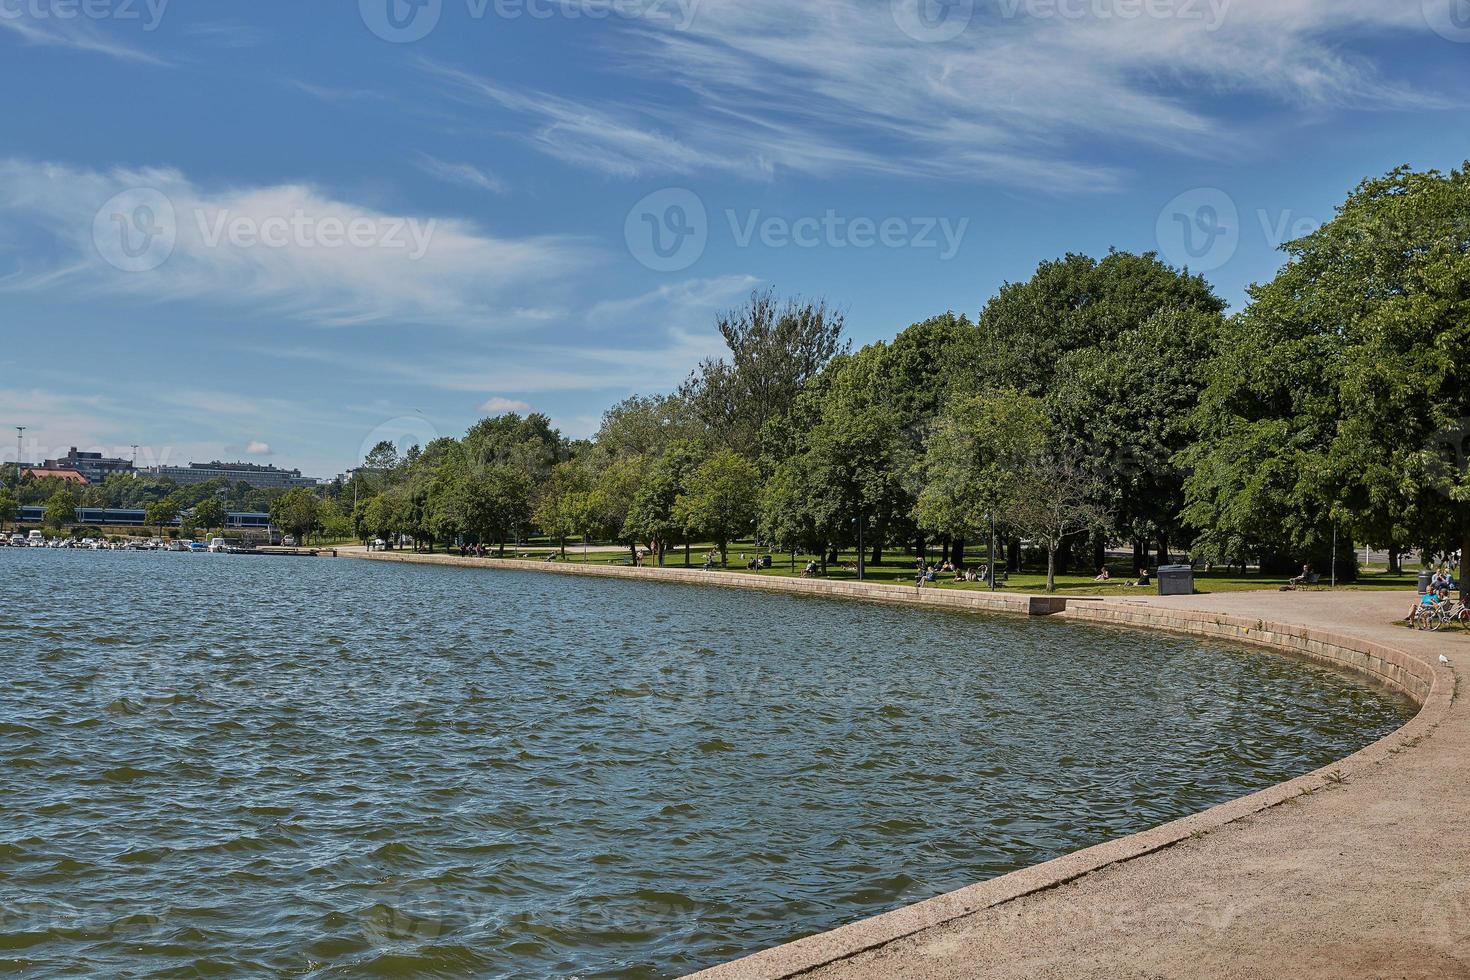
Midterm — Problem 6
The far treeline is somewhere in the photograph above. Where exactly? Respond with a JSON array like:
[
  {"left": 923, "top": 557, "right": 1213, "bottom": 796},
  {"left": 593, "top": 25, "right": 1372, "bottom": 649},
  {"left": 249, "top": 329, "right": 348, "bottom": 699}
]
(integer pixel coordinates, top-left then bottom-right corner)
[
  {"left": 0, "top": 468, "right": 358, "bottom": 543},
  {"left": 20, "top": 164, "right": 1457, "bottom": 590}
]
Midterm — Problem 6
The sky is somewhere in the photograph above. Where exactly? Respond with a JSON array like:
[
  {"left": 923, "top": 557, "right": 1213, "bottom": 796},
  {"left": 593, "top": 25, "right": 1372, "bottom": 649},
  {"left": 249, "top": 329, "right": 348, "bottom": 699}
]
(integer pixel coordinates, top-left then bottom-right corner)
[{"left": 1, "top": 0, "right": 1468, "bottom": 479}]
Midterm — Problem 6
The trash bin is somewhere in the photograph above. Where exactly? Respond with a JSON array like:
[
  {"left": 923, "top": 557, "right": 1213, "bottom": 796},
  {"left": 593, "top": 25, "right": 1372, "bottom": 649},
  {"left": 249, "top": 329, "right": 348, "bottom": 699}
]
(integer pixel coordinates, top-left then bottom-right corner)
[
  {"left": 1158, "top": 564, "right": 1195, "bottom": 596},
  {"left": 1417, "top": 570, "right": 1433, "bottom": 595}
]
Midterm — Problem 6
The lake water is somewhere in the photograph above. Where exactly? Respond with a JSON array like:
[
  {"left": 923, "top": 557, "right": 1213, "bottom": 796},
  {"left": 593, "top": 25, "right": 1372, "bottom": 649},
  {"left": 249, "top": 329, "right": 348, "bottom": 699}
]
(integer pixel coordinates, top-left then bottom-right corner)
[{"left": 0, "top": 550, "right": 1411, "bottom": 977}]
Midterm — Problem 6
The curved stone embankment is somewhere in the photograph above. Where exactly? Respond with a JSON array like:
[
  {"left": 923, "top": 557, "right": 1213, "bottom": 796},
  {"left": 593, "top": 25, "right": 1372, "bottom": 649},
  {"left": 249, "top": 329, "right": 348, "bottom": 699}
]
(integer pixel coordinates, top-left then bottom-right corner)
[
  {"left": 344, "top": 549, "right": 1067, "bottom": 616},
  {"left": 341, "top": 551, "right": 1466, "bottom": 977}
]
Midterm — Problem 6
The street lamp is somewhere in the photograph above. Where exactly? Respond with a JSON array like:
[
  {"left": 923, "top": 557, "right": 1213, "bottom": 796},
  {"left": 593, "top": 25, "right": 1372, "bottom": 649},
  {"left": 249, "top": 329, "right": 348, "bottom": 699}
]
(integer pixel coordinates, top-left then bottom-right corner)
[{"left": 988, "top": 511, "right": 997, "bottom": 590}]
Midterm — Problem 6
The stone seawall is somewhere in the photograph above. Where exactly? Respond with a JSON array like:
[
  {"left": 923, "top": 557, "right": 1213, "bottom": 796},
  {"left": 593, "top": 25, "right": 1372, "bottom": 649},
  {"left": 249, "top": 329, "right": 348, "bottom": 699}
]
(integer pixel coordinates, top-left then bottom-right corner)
[{"left": 344, "top": 550, "right": 1069, "bottom": 617}]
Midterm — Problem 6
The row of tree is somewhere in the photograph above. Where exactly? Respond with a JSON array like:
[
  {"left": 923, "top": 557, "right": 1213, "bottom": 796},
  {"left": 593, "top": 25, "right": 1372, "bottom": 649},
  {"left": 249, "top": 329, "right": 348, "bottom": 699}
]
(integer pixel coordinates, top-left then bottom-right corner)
[
  {"left": 16, "top": 164, "right": 1461, "bottom": 587},
  {"left": 340, "top": 165, "right": 1470, "bottom": 589}
]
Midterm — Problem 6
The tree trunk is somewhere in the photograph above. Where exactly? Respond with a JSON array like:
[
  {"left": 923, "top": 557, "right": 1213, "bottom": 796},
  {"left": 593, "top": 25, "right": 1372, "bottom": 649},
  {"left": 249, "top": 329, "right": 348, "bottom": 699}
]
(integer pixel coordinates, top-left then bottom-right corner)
[
  {"left": 685, "top": 538, "right": 691, "bottom": 567},
  {"left": 1007, "top": 538, "right": 1020, "bottom": 572},
  {"left": 1387, "top": 546, "right": 1401, "bottom": 574},
  {"left": 658, "top": 537, "right": 666, "bottom": 567},
  {"left": 1094, "top": 538, "right": 1106, "bottom": 574},
  {"left": 718, "top": 540, "right": 728, "bottom": 566},
  {"left": 871, "top": 540, "right": 883, "bottom": 567},
  {"left": 915, "top": 535, "right": 927, "bottom": 563},
  {"left": 559, "top": 536, "right": 566, "bottom": 559},
  {"left": 1056, "top": 535, "right": 1072, "bottom": 575},
  {"left": 1156, "top": 536, "right": 1170, "bottom": 568},
  {"left": 1046, "top": 545, "right": 1057, "bottom": 593},
  {"left": 953, "top": 537, "right": 965, "bottom": 567},
  {"left": 1133, "top": 538, "right": 1146, "bottom": 574}
]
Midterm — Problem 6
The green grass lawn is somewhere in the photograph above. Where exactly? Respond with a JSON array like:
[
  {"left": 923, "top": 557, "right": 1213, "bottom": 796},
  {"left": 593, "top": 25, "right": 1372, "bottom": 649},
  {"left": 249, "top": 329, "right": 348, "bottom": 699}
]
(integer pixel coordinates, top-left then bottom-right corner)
[{"left": 489, "top": 542, "right": 1422, "bottom": 595}]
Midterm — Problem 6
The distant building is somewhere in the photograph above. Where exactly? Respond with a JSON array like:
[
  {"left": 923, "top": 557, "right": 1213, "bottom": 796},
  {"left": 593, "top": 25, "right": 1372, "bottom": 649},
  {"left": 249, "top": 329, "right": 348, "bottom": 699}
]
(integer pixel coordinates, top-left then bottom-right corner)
[
  {"left": 43, "top": 447, "right": 135, "bottom": 484},
  {"left": 145, "top": 460, "right": 319, "bottom": 490},
  {"left": 23, "top": 467, "right": 89, "bottom": 485}
]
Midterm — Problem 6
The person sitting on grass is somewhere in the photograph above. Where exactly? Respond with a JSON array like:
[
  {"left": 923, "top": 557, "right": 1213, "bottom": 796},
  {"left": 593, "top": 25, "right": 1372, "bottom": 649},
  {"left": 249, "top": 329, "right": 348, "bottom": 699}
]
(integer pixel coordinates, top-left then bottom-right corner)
[
  {"left": 1093, "top": 567, "right": 1111, "bottom": 582},
  {"left": 1126, "top": 567, "right": 1151, "bottom": 588},
  {"left": 802, "top": 559, "right": 818, "bottom": 578}
]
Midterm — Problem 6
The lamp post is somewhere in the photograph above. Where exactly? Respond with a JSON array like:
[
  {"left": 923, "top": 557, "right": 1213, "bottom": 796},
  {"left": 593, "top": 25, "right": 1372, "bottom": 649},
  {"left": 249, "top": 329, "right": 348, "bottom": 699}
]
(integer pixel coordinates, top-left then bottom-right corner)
[
  {"left": 988, "top": 511, "right": 997, "bottom": 590},
  {"left": 1332, "top": 521, "right": 1338, "bottom": 589}
]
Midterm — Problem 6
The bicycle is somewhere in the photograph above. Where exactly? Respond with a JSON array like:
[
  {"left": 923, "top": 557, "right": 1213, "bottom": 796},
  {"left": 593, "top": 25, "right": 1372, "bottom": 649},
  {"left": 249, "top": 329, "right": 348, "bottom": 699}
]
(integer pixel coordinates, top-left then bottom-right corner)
[{"left": 1415, "top": 600, "right": 1467, "bottom": 631}]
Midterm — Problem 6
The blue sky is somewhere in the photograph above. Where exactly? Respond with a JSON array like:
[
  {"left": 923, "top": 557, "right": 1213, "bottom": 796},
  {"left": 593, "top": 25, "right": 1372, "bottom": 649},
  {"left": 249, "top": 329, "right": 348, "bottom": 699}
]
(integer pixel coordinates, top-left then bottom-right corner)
[{"left": 1, "top": 0, "right": 1468, "bottom": 479}]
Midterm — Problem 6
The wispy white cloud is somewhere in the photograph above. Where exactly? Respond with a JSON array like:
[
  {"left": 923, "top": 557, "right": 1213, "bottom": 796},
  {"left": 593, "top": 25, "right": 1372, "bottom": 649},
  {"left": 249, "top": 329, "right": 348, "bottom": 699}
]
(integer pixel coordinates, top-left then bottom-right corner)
[
  {"left": 414, "top": 153, "right": 509, "bottom": 195},
  {"left": 289, "top": 80, "right": 381, "bottom": 103},
  {"left": 183, "top": 21, "right": 267, "bottom": 48},
  {"left": 0, "top": 3, "right": 168, "bottom": 65},
  {"left": 585, "top": 274, "right": 759, "bottom": 330},
  {"left": 423, "top": 0, "right": 1448, "bottom": 189},
  {"left": 261, "top": 318, "right": 729, "bottom": 397},
  {"left": 477, "top": 396, "right": 534, "bottom": 414},
  {"left": 245, "top": 440, "right": 273, "bottom": 455},
  {"left": 0, "top": 159, "right": 597, "bottom": 329}
]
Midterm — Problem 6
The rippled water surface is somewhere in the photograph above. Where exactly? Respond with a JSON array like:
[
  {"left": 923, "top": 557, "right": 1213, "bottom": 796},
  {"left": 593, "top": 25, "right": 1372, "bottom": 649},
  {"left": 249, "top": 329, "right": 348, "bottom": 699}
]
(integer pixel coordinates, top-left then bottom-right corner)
[{"left": 1, "top": 550, "right": 1411, "bottom": 977}]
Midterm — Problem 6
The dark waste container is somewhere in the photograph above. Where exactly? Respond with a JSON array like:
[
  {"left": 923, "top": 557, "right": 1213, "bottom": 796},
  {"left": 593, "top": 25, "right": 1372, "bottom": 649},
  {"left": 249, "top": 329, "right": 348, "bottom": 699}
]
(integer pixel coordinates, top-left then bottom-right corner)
[
  {"left": 1418, "top": 569, "right": 1433, "bottom": 595},
  {"left": 1158, "top": 564, "right": 1195, "bottom": 596}
]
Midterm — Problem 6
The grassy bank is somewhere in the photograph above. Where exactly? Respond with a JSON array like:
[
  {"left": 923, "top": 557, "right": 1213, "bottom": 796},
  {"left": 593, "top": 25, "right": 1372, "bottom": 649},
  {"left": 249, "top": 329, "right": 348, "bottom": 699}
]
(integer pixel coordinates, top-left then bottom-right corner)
[{"left": 430, "top": 541, "right": 1420, "bottom": 596}]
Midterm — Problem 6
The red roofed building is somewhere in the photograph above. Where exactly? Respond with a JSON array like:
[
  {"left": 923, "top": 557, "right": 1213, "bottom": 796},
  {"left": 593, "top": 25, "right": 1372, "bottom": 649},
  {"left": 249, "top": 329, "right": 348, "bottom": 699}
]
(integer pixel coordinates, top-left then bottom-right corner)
[{"left": 23, "top": 468, "right": 89, "bottom": 485}]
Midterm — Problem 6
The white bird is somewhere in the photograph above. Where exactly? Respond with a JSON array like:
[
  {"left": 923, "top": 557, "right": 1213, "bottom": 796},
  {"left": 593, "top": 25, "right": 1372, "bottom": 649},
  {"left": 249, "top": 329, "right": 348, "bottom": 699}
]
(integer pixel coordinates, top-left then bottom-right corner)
[{"left": 1441, "top": 655, "right": 1452, "bottom": 666}]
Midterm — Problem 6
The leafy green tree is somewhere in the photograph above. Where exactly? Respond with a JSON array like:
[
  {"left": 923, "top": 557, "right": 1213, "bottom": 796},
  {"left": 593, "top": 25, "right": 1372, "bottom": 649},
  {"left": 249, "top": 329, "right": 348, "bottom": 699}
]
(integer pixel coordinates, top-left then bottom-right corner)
[
  {"left": 144, "top": 497, "right": 179, "bottom": 536},
  {"left": 43, "top": 487, "right": 77, "bottom": 529},
  {"left": 681, "top": 289, "right": 847, "bottom": 458},
  {"left": 1004, "top": 452, "right": 1113, "bottom": 592},
  {"left": 762, "top": 452, "right": 837, "bottom": 572},
  {"left": 317, "top": 497, "right": 354, "bottom": 541},
  {"left": 463, "top": 412, "right": 564, "bottom": 484},
  {"left": 595, "top": 394, "right": 697, "bottom": 460},
  {"left": 586, "top": 455, "right": 646, "bottom": 562},
  {"left": 624, "top": 440, "right": 707, "bottom": 565},
  {"left": 270, "top": 488, "right": 321, "bottom": 545},
  {"left": 534, "top": 461, "right": 592, "bottom": 559},
  {"left": 674, "top": 450, "right": 760, "bottom": 566},
  {"left": 357, "top": 494, "right": 397, "bottom": 545},
  {"left": 915, "top": 392, "right": 1049, "bottom": 569},
  {"left": 799, "top": 403, "right": 909, "bottom": 569},
  {"left": 1050, "top": 306, "right": 1221, "bottom": 567},
  {"left": 1187, "top": 164, "right": 1470, "bottom": 575},
  {"left": 976, "top": 249, "right": 1225, "bottom": 394},
  {"left": 192, "top": 498, "right": 226, "bottom": 537},
  {"left": 0, "top": 489, "right": 16, "bottom": 530}
]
